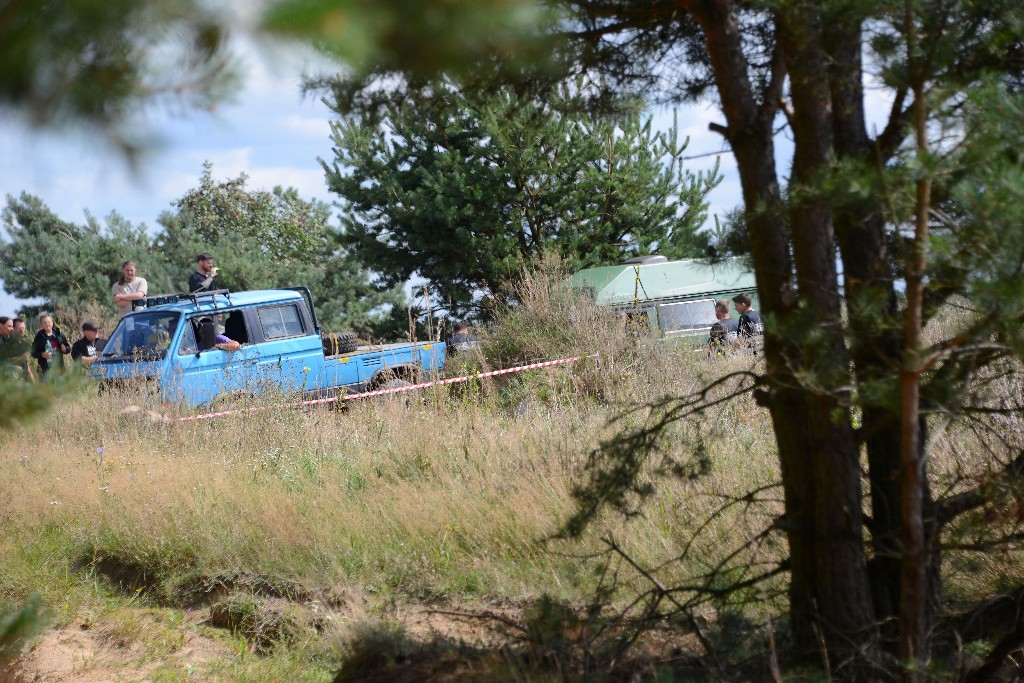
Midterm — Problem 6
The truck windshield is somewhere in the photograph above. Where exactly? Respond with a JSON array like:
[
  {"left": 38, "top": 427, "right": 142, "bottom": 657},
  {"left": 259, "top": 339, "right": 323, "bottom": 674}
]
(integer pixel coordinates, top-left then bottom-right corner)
[{"left": 103, "top": 311, "right": 182, "bottom": 360}]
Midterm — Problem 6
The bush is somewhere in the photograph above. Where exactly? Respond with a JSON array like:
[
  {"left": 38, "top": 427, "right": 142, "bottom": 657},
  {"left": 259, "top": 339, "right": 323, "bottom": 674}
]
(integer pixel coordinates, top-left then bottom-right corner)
[{"left": 482, "top": 260, "right": 669, "bottom": 406}]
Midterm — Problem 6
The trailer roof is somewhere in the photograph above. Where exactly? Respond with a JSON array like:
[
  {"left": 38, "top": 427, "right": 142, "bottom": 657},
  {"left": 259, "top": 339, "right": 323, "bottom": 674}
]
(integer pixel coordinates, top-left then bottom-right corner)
[{"left": 570, "top": 257, "right": 756, "bottom": 306}]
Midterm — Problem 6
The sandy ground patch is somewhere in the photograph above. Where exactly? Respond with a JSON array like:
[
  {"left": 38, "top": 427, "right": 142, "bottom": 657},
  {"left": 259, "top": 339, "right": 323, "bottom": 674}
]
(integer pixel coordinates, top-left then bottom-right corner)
[{"left": 15, "top": 610, "right": 229, "bottom": 683}]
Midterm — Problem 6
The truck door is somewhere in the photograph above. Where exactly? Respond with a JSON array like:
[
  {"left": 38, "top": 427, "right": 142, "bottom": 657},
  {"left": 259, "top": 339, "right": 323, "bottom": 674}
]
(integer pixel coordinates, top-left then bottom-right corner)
[
  {"left": 252, "top": 302, "right": 322, "bottom": 395},
  {"left": 170, "top": 311, "right": 258, "bottom": 406}
]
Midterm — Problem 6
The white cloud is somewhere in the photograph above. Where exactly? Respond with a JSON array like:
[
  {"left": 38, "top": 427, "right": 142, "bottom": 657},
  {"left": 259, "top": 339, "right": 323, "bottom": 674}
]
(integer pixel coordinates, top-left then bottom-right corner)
[
  {"left": 278, "top": 115, "right": 333, "bottom": 141},
  {"left": 246, "top": 166, "right": 330, "bottom": 200},
  {"left": 193, "top": 148, "right": 255, "bottom": 176}
]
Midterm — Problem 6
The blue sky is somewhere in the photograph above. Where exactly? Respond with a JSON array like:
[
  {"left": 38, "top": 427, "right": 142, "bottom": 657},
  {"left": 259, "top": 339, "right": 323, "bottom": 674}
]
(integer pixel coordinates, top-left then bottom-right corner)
[{"left": 0, "top": 36, "right": 743, "bottom": 318}]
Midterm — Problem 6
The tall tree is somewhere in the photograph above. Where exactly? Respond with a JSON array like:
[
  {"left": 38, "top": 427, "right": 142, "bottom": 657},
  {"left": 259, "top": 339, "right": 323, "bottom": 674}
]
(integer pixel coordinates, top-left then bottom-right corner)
[
  {"left": 543, "top": 0, "right": 1024, "bottom": 675},
  {"left": 0, "top": 193, "right": 151, "bottom": 317},
  {"left": 325, "top": 82, "right": 721, "bottom": 317}
]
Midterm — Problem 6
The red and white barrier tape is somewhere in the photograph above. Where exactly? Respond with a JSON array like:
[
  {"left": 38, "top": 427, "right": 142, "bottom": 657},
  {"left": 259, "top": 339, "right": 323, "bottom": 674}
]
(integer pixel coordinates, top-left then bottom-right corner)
[{"left": 173, "top": 355, "right": 588, "bottom": 423}]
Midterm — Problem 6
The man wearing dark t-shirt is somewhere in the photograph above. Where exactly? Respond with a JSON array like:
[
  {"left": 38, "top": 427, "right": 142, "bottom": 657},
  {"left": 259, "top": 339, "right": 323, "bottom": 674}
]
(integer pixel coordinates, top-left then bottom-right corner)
[
  {"left": 189, "top": 252, "right": 219, "bottom": 293},
  {"left": 71, "top": 320, "right": 105, "bottom": 368},
  {"left": 732, "top": 293, "right": 763, "bottom": 339}
]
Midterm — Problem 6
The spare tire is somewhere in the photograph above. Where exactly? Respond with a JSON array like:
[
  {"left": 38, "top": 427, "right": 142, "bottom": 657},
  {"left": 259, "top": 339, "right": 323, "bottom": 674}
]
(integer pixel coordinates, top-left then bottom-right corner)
[{"left": 322, "top": 332, "right": 359, "bottom": 356}]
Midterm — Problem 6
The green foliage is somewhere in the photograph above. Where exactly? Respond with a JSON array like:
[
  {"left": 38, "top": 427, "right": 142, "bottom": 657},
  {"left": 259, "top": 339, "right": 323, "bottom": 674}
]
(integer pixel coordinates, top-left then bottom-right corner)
[
  {"left": 0, "top": 366, "right": 65, "bottom": 432},
  {"left": 0, "top": 595, "right": 45, "bottom": 671},
  {"left": 0, "top": 0, "right": 238, "bottom": 157},
  {"left": 209, "top": 593, "right": 305, "bottom": 653},
  {"left": 936, "top": 86, "right": 1024, "bottom": 347},
  {"left": 0, "top": 194, "right": 149, "bottom": 318},
  {"left": 264, "top": 0, "right": 555, "bottom": 84},
  {"left": 326, "top": 81, "right": 721, "bottom": 318},
  {"left": 170, "top": 163, "right": 329, "bottom": 266},
  {"left": 706, "top": 207, "right": 751, "bottom": 266},
  {"left": 482, "top": 259, "right": 636, "bottom": 367},
  {"left": 1, "top": 164, "right": 409, "bottom": 339}
]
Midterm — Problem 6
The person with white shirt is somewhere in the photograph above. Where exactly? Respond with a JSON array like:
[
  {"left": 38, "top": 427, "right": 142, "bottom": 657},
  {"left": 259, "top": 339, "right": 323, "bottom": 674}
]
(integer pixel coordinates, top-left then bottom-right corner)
[{"left": 111, "top": 261, "right": 148, "bottom": 318}]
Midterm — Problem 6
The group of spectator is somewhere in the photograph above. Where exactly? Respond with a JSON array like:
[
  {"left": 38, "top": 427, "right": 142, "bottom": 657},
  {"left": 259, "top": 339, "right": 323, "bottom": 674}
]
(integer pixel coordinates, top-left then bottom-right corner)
[
  {"left": 707, "top": 293, "right": 763, "bottom": 355},
  {"left": 0, "top": 315, "right": 37, "bottom": 381},
  {"left": 2, "top": 253, "right": 222, "bottom": 379},
  {"left": 111, "top": 253, "right": 219, "bottom": 318},
  {"left": 0, "top": 312, "right": 99, "bottom": 380}
]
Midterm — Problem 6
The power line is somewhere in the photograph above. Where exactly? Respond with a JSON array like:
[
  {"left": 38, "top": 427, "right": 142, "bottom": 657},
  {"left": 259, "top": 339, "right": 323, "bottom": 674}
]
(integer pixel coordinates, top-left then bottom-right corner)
[{"left": 680, "top": 147, "right": 730, "bottom": 161}]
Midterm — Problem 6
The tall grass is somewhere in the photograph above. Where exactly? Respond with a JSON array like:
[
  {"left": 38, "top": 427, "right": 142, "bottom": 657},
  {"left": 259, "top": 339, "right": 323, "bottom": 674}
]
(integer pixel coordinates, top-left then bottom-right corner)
[
  {"left": 2, "top": 267, "right": 778, "bottom": 611},
  {"left": 0, "top": 266, "right": 788, "bottom": 680},
  {"left": 14, "top": 266, "right": 1007, "bottom": 679},
  {"left": 2, "top": 367, "right": 776, "bottom": 604},
  {"left": 12, "top": 265, "right": 1019, "bottom": 677}
]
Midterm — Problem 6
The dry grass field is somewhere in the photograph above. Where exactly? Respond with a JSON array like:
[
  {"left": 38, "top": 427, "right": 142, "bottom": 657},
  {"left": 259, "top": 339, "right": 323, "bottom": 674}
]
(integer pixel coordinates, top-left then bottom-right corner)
[{"left": 2, "top": 280, "right": 1020, "bottom": 681}]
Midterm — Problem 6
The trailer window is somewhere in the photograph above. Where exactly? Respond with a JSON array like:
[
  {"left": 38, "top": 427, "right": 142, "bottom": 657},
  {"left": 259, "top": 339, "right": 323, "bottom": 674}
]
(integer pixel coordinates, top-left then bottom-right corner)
[
  {"left": 658, "top": 300, "right": 718, "bottom": 333},
  {"left": 258, "top": 304, "right": 305, "bottom": 340}
]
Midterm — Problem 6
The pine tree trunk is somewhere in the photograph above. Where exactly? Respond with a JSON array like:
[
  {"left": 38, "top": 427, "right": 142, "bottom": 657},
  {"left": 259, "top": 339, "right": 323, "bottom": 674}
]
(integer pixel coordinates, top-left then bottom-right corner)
[
  {"left": 825, "top": 15, "right": 907, "bottom": 639},
  {"left": 777, "top": 6, "right": 876, "bottom": 660},
  {"left": 685, "top": 0, "right": 877, "bottom": 660},
  {"left": 826, "top": 26, "right": 947, "bottom": 659}
]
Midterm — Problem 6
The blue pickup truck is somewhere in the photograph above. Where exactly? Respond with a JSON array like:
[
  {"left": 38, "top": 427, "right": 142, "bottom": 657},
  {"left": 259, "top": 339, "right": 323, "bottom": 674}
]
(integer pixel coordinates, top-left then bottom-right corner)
[{"left": 89, "top": 287, "right": 445, "bottom": 408}]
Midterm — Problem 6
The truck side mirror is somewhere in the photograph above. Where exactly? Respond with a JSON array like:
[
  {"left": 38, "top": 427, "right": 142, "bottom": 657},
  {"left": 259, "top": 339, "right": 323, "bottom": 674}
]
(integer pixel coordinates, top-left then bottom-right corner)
[{"left": 199, "top": 319, "right": 217, "bottom": 351}]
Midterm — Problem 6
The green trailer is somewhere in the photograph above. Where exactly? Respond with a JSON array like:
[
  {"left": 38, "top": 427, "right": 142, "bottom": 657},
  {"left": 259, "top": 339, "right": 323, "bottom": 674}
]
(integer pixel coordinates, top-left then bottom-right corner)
[{"left": 569, "top": 256, "right": 758, "bottom": 340}]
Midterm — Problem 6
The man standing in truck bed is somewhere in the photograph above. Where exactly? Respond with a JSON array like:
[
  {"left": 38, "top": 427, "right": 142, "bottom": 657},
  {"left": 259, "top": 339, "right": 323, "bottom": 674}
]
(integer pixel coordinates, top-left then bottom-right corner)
[{"left": 189, "top": 253, "right": 219, "bottom": 293}]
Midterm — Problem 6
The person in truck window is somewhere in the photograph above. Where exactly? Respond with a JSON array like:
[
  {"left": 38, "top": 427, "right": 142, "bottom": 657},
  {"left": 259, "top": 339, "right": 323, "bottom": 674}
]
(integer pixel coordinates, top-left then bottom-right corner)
[
  {"left": 195, "top": 317, "right": 240, "bottom": 352},
  {"left": 189, "top": 253, "right": 219, "bottom": 293},
  {"left": 111, "top": 261, "right": 148, "bottom": 318}
]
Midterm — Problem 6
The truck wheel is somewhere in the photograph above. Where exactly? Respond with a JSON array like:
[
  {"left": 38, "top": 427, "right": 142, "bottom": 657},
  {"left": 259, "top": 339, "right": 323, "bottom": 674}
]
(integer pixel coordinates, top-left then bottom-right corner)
[{"left": 375, "top": 378, "right": 416, "bottom": 406}]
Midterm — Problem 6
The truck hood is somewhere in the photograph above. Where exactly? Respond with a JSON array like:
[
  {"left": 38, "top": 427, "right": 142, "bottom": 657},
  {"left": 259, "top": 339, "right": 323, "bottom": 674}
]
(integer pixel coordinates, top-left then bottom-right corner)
[{"left": 89, "top": 356, "right": 164, "bottom": 381}]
